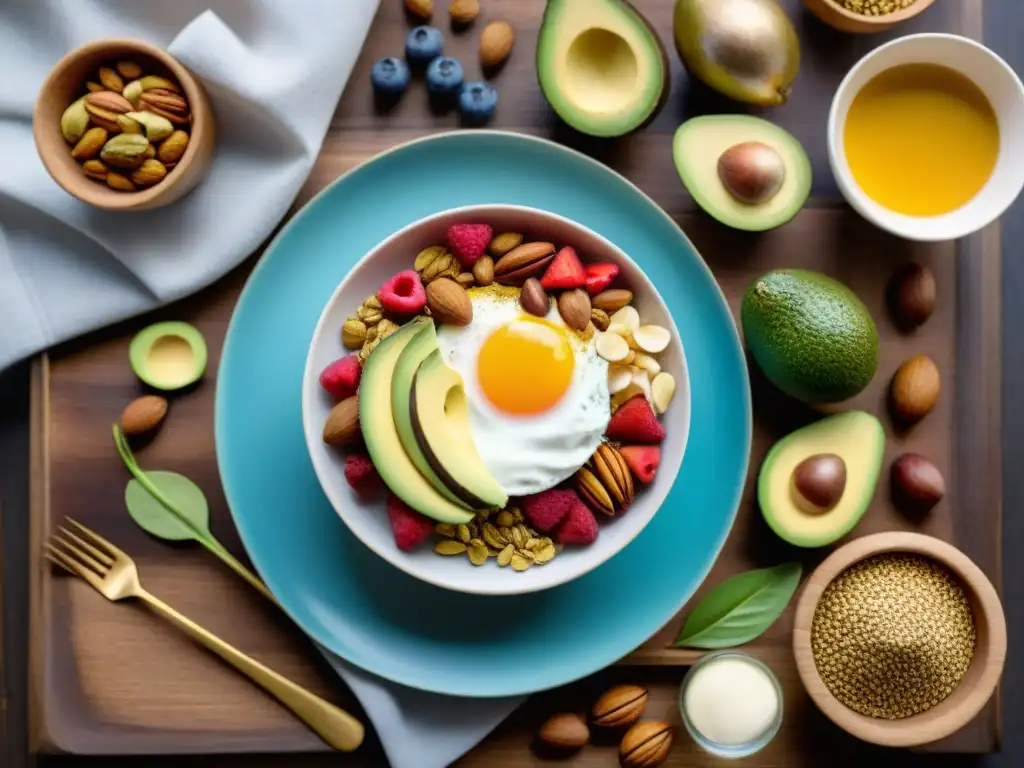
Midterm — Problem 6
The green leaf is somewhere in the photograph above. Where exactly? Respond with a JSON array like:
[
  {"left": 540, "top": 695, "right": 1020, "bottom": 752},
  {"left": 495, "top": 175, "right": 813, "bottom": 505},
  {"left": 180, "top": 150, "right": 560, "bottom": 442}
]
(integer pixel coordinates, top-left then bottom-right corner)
[
  {"left": 125, "top": 470, "right": 211, "bottom": 542},
  {"left": 672, "top": 563, "right": 803, "bottom": 650}
]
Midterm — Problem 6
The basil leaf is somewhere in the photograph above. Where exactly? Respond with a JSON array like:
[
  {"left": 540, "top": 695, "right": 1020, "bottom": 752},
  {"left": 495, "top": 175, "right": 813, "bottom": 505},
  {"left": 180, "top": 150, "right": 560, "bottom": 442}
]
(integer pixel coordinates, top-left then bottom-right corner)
[
  {"left": 125, "top": 470, "right": 211, "bottom": 542},
  {"left": 672, "top": 562, "right": 803, "bottom": 649}
]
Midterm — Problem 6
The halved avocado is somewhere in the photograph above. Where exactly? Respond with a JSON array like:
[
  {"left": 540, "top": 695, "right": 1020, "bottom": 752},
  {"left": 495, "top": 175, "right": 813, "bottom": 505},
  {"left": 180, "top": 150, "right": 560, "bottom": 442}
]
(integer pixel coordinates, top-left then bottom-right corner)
[
  {"left": 359, "top": 318, "right": 474, "bottom": 525},
  {"left": 129, "top": 321, "right": 208, "bottom": 392},
  {"left": 673, "top": 115, "right": 812, "bottom": 232},
  {"left": 537, "top": 0, "right": 669, "bottom": 138},
  {"left": 758, "top": 411, "right": 885, "bottom": 548},
  {"left": 392, "top": 322, "right": 473, "bottom": 510},
  {"left": 410, "top": 350, "right": 508, "bottom": 510}
]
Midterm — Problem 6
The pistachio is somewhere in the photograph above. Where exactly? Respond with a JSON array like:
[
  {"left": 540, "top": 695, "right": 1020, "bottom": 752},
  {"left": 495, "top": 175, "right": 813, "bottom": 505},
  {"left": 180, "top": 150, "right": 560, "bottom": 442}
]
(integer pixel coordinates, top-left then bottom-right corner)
[
  {"left": 126, "top": 111, "right": 174, "bottom": 141},
  {"left": 421, "top": 251, "right": 455, "bottom": 283},
  {"left": 591, "top": 684, "right": 649, "bottom": 729},
  {"left": 488, "top": 231, "right": 523, "bottom": 257},
  {"left": 70, "top": 127, "right": 108, "bottom": 161},
  {"left": 131, "top": 158, "right": 168, "bottom": 187},
  {"left": 116, "top": 60, "right": 143, "bottom": 79},
  {"left": 60, "top": 97, "right": 90, "bottom": 144},
  {"left": 123, "top": 79, "right": 144, "bottom": 107},
  {"left": 138, "top": 75, "right": 181, "bottom": 93},
  {"left": 156, "top": 130, "right": 189, "bottom": 166},
  {"left": 100, "top": 133, "right": 150, "bottom": 169},
  {"left": 116, "top": 114, "right": 142, "bottom": 134},
  {"left": 86, "top": 81, "right": 106, "bottom": 93},
  {"left": 81, "top": 159, "right": 108, "bottom": 181},
  {"left": 414, "top": 245, "right": 447, "bottom": 272},
  {"left": 472, "top": 254, "right": 495, "bottom": 286},
  {"left": 342, "top": 317, "right": 368, "bottom": 349},
  {"left": 106, "top": 172, "right": 136, "bottom": 192},
  {"left": 435, "top": 540, "right": 468, "bottom": 555},
  {"left": 97, "top": 66, "right": 124, "bottom": 93}
]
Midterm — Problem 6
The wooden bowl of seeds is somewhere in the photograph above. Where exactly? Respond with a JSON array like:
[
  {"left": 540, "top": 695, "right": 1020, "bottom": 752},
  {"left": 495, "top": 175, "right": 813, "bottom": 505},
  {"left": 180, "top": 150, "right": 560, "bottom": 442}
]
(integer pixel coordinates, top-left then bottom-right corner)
[
  {"left": 802, "top": 0, "right": 937, "bottom": 34},
  {"left": 33, "top": 38, "right": 215, "bottom": 212},
  {"left": 793, "top": 532, "right": 1005, "bottom": 748}
]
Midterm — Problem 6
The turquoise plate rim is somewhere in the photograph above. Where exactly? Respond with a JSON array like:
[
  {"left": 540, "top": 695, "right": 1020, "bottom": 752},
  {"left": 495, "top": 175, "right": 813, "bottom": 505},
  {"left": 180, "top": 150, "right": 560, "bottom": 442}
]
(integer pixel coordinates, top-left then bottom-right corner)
[{"left": 214, "top": 130, "right": 752, "bottom": 697}]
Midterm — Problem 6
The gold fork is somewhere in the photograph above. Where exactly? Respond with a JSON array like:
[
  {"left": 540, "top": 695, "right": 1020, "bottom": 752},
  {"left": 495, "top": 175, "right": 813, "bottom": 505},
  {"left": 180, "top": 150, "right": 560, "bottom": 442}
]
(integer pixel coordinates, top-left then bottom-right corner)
[{"left": 45, "top": 518, "right": 365, "bottom": 752}]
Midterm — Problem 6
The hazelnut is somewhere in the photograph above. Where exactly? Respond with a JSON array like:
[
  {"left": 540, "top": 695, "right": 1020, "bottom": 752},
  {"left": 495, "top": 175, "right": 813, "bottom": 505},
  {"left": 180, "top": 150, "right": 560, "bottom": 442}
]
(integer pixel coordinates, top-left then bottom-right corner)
[
  {"left": 888, "top": 262, "right": 936, "bottom": 331},
  {"left": 891, "top": 453, "right": 945, "bottom": 515},
  {"left": 890, "top": 355, "right": 940, "bottom": 424},
  {"left": 535, "top": 712, "right": 589, "bottom": 754}
]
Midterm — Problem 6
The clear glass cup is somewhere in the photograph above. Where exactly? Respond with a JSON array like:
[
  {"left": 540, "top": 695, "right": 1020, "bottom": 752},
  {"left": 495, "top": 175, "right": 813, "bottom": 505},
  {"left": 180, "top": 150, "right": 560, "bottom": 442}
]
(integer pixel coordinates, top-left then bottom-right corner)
[{"left": 678, "top": 650, "right": 783, "bottom": 759}]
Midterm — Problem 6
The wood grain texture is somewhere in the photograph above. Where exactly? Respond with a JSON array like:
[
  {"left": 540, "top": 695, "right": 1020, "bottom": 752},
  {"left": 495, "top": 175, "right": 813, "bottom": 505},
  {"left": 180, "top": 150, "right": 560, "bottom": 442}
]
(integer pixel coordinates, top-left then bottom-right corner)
[{"left": 26, "top": 0, "right": 1001, "bottom": 764}]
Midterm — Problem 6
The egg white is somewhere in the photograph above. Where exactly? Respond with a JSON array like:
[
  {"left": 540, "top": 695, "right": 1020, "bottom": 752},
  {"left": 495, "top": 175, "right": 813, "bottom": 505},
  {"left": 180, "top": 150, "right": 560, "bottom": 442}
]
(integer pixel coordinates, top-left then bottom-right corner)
[{"left": 435, "top": 287, "right": 610, "bottom": 496}]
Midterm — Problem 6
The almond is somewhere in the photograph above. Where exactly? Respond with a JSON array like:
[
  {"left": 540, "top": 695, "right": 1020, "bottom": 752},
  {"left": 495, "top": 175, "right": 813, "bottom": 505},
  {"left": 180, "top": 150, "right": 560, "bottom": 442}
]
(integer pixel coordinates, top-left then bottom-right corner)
[
  {"left": 488, "top": 232, "right": 523, "bottom": 257},
  {"left": 592, "top": 289, "right": 633, "bottom": 313},
  {"left": 519, "top": 278, "right": 549, "bottom": 317},
  {"left": 120, "top": 395, "right": 168, "bottom": 437},
  {"left": 558, "top": 289, "right": 591, "bottom": 332},
  {"left": 323, "top": 396, "right": 360, "bottom": 445},
  {"left": 85, "top": 90, "right": 133, "bottom": 114},
  {"left": 537, "top": 712, "right": 589, "bottom": 752},
  {"left": 71, "top": 127, "right": 109, "bottom": 161},
  {"left": 494, "top": 241, "right": 556, "bottom": 285},
  {"left": 480, "top": 20, "right": 515, "bottom": 69},
  {"left": 471, "top": 255, "right": 494, "bottom": 286},
  {"left": 405, "top": 0, "right": 433, "bottom": 20},
  {"left": 426, "top": 278, "right": 472, "bottom": 326},
  {"left": 890, "top": 355, "right": 940, "bottom": 424},
  {"left": 98, "top": 66, "right": 124, "bottom": 93},
  {"left": 449, "top": 0, "right": 479, "bottom": 24},
  {"left": 157, "top": 130, "right": 189, "bottom": 166}
]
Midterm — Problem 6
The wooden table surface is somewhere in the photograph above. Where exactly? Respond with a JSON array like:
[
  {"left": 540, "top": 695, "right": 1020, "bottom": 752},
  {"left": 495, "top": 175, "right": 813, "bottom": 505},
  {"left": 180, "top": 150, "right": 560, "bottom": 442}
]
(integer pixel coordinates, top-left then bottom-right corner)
[{"left": 9, "top": 0, "right": 1020, "bottom": 766}]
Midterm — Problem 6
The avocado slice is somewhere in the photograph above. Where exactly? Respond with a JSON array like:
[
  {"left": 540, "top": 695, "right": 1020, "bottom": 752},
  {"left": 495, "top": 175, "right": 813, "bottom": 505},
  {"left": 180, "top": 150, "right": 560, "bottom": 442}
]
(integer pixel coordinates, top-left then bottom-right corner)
[
  {"left": 410, "top": 349, "right": 509, "bottom": 510},
  {"left": 359, "top": 318, "right": 475, "bottom": 525},
  {"left": 129, "top": 321, "right": 208, "bottom": 392},
  {"left": 673, "top": 116, "right": 811, "bottom": 232},
  {"left": 742, "top": 269, "right": 878, "bottom": 404},
  {"left": 537, "top": 0, "right": 669, "bottom": 138},
  {"left": 392, "top": 322, "right": 491, "bottom": 511},
  {"left": 758, "top": 411, "right": 885, "bottom": 548}
]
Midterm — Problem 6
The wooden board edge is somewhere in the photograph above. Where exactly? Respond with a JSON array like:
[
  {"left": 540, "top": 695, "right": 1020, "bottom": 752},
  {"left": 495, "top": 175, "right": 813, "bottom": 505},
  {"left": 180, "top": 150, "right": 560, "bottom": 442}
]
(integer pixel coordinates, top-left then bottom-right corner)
[{"left": 27, "top": 354, "right": 59, "bottom": 756}]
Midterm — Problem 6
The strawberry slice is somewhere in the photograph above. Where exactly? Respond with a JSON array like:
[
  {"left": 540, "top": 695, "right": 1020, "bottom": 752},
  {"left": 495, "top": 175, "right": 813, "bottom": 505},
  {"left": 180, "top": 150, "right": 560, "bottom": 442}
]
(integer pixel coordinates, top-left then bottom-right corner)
[
  {"left": 606, "top": 395, "right": 665, "bottom": 444},
  {"left": 540, "top": 246, "right": 587, "bottom": 290},
  {"left": 618, "top": 445, "right": 661, "bottom": 484},
  {"left": 584, "top": 262, "right": 619, "bottom": 295}
]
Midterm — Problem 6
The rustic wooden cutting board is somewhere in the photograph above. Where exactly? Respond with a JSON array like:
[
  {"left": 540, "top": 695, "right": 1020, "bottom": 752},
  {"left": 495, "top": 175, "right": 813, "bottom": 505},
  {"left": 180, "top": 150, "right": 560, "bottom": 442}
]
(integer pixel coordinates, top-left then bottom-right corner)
[{"left": 27, "top": 0, "right": 1001, "bottom": 765}]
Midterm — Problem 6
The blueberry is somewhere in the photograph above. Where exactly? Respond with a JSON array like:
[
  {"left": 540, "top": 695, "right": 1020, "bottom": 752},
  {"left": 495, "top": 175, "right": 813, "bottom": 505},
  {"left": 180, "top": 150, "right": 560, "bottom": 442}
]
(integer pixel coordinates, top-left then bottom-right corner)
[
  {"left": 425, "top": 57, "right": 464, "bottom": 97},
  {"left": 370, "top": 56, "right": 410, "bottom": 99},
  {"left": 458, "top": 81, "right": 498, "bottom": 124},
  {"left": 405, "top": 26, "right": 444, "bottom": 69}
]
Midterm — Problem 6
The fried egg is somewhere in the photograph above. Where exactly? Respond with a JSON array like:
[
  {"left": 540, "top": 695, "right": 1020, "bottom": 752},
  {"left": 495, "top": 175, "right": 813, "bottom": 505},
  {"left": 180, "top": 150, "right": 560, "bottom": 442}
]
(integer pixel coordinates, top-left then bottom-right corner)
[{"left": 435, "top": 285, "right": 610, "bottom": 496}]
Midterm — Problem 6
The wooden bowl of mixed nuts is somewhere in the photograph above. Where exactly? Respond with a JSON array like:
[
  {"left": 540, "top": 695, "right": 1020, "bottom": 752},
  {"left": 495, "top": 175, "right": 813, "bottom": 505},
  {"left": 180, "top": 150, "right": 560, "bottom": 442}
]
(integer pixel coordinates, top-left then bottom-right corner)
[
  {"left": 801, "top": 0, "right": 936, "bottom": 33},
  {"left": 33, "top": 38, "right": 214, "bottom": 211}
]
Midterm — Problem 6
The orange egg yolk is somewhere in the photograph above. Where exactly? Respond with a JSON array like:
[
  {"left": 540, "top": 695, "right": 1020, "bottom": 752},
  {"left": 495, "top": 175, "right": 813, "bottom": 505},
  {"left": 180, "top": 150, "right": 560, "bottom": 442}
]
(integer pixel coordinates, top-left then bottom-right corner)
[{"left": 477, "top": 317, "right": 574, "bottom": 415}]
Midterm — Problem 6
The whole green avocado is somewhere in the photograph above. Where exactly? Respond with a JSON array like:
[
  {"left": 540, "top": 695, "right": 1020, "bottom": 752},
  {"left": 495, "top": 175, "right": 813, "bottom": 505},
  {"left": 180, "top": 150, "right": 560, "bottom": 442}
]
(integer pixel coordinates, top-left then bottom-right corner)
[{"left": 741, "top": 269, "right": 878, "bottom": 403}]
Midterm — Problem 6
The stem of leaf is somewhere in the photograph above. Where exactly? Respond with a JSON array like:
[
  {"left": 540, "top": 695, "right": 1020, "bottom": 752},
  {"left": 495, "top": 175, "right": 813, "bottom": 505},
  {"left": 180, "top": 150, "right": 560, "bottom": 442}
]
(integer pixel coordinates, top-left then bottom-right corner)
[{"left": 199, "top": 536, "right": 277, "bottom": 604}]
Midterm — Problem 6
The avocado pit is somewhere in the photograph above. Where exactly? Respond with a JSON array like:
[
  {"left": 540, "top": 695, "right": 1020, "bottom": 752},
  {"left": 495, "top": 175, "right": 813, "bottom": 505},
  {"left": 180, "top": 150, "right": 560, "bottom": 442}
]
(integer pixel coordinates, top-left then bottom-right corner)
[
  {"left": 791, "top": 453, "right": 846, "bottom": 515},
  {"left": 718, "top": 141, "right": 786, "bottom": 205}
]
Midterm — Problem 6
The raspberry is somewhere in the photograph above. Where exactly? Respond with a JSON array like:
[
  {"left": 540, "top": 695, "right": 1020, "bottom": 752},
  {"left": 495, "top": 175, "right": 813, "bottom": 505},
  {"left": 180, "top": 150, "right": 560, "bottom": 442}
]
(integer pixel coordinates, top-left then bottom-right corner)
[
  {"left": 319, "top": 354, "right": 361, "bottom": 401},
  {"left": 618, "top": 445, "right": 661, "bottom": 484},
  {"left": 606, "top": 396, "right": 665, "bottom": 444},
  {"left": 447, "top": 223, "right": 492, "bottom": 267},
  {"left": 554, "top": 500, "right": 599, "bottom": 546},
  {"left": 387, "top": 493, "right": 435, "bottom": 551},
  {"left": 379, "top": 270, "right": 426, "bottom": 315},
  {"left": 344, "top": 452, "right": 382, "bottom": 493},
  {"left": 521, "top": 488, "right": 578, "bottom": 533}
]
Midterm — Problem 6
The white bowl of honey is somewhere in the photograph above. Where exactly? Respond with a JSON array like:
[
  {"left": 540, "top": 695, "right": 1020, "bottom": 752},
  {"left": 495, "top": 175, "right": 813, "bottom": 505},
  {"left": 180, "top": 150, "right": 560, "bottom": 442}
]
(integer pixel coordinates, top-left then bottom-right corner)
[{"left": 829, "top": 33, "right": 1024, "bottom": 242}]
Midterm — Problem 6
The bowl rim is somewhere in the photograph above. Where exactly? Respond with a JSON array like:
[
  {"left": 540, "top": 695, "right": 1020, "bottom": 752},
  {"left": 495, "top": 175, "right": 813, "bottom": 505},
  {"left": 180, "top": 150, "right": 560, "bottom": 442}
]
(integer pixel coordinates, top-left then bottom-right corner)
[
  {"left": 32, "top": 36, "right": 210, "bottom": 211},
  {"left": 300, "top": 202, "right": 691, "bottom": 596},
  {"left": 827, "top": 32, "right": 1024, "bottom": 242},
  {"left": 806, "top": 0, "right": 936, "bottom": 26},
  {"left": 792, "top": 531, "right": 1007, "bottom": 748}
]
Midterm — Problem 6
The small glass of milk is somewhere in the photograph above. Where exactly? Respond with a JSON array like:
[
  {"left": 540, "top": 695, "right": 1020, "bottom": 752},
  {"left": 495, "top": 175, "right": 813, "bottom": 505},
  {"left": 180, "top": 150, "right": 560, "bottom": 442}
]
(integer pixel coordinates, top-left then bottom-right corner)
[{"left": 678, "top": 651, "right": 783, "bottom": 758}]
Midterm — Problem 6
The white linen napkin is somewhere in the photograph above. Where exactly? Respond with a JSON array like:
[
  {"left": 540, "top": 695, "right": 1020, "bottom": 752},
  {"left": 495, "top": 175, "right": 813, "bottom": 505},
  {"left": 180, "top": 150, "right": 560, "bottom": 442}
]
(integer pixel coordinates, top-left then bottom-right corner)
[{"left": 0, "top": 2, "right": 523, "bottom": 764}]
